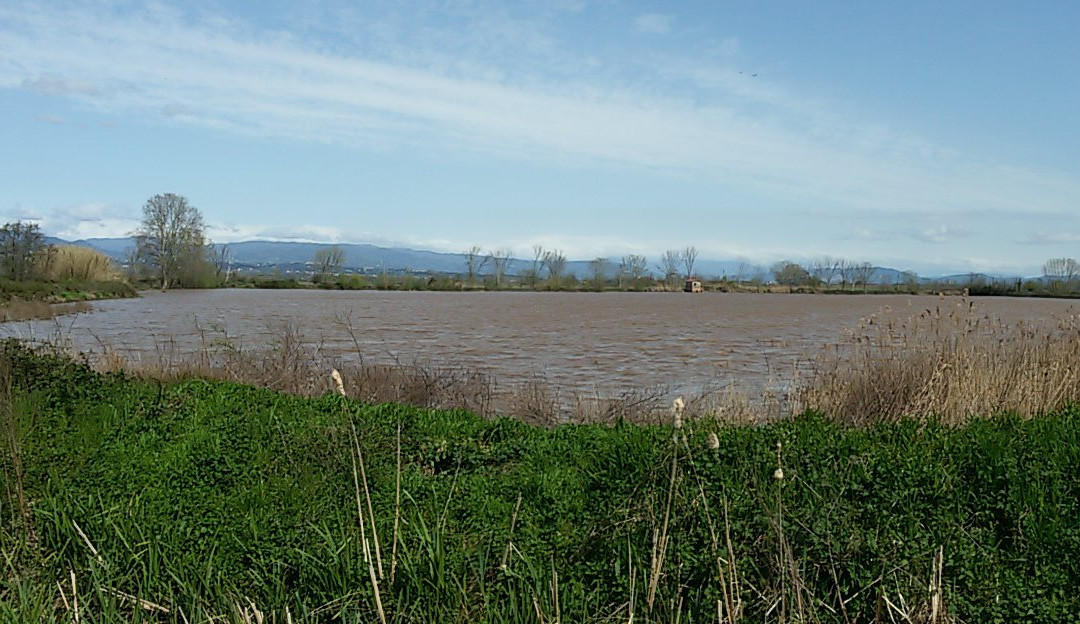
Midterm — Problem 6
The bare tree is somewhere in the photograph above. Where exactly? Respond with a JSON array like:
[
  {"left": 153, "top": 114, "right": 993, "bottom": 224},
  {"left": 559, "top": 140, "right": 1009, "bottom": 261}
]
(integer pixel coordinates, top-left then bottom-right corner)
[
  {"left": 487, "top": 248, "right": 513, "bottom": 287},
  {"left": 735, "top": 259, "right": 752, "bottom": 284},
  {"left": 899, "top": 270, "right": 919, "bottom": 291},
  {"left": 682, "top": 245, "right": 698, "bottom": 278},
  {"left": 619, "top": 254, "right": 649, "bottom": 288},
  {"left": 542, "top": 249, "right": 567, "bottom": 287},
  {"left": 521, "top": 245, "right": 545, "bottom": 288},
  {"left": 838, "top": 259, "right": 855, "bottom": 291},
  {"left": 810, "top": 256, "right": 843, "bottom": 288},
  {"left": 134, "top": 193, "right": 206, "bottom": 290},
  {"left": 1043, "top": 257, "right": 1080, "bottom": 293},
  {"left": 589, "top": 257, "right": 610, "bottom": 290},
  {"left": 314, "top": 245, "right": 346, "bottom": 280},
  {"left": 210, "top": 243, "right": 233, "bottom": 283},
  {"left": 463, "top": 245, "right": 485, "bottom": 286},
  {"left": 852, "top": 262, "right": 875, "bottom": 292},
  {"left": 657, "top": 249, "right": 682, "bottom": 289}
]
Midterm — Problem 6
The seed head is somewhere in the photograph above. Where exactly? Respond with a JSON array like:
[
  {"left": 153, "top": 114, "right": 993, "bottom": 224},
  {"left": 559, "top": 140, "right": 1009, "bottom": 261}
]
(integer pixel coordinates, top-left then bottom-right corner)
[
  {"left": 706, "top": 432, "right": 719, "bottom": 450},
  {"left": 671, "top": 397, "right": 685, "bottom": 429},
  {"left": 331, "top": 368, "right": 346, "bottom": 396},
  {"left": 773, "top": 467, "right": 785, "bottom": 481}
]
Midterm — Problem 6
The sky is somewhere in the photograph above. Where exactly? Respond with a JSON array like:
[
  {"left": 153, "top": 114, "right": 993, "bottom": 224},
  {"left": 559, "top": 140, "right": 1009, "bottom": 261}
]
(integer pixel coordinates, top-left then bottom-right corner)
[{"left": 1, "top": 1, "right": 1078, "bottom": 276}]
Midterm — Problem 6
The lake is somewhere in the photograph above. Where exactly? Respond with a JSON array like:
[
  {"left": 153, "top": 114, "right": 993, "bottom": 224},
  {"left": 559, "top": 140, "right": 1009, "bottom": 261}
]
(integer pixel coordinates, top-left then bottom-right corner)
[{"left": 3, "top": 289, "right": 1076, "bottom": 397}]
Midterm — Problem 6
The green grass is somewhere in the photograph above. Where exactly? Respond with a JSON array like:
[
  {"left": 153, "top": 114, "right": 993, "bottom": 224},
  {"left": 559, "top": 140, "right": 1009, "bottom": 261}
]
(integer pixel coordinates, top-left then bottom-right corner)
[
  {"left": 0, "top": 277, "right": 137, "bottom": 303},
  {"left": 2, "top": 341, "right": 1079, "bottom": 622}
]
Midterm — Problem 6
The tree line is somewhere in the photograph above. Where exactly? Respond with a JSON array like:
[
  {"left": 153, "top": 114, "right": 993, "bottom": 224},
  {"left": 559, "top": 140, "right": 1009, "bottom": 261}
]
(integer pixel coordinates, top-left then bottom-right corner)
[{"left": 5, "top": 192, "right": 1080, "bottom": 296}]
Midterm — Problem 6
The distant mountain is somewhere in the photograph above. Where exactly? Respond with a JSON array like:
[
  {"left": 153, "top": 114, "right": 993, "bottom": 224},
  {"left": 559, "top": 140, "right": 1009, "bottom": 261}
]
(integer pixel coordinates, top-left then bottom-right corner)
[
  {"left": 51, "top": 237, "right": 1033, "bottom": 283},
  {"left": 70, "top": 237, "right": 137, "bottom": 259}
]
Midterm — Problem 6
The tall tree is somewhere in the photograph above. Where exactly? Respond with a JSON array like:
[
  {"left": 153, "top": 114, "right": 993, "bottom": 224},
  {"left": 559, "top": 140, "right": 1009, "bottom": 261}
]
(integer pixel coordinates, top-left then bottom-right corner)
[
  {"left": 211, "top": 244, "right": 233, "bottom": 283},
  {"left": 682, "top": 245, "right": 698, "bottom": 278},
  {"left": 463, "top": 245, "right": 485, "bottom": 286},
  {"left": 542, "top": 249, "right": 567, "bottom": 288},
  {"left": 657, "top": 250, "right": 681, "bottom": 288},
  {"left": 1043, "top": 257, "right": 1080, "bottom": 293},
  {"left": 772, "top": 260, "right": 811, "bottom": 287},
  {"left": 852, "top": 262, "right": 875, "bottom": 292},
  {"left": 134, "top": 193, "right": 205, "bottom": 290},
  {"left": 0, "top": 221, "right": 48, "bottom": 281},
  {"left": 314, "top": 245, "right": 346, "bottom": 280},
  {"left": 487, "top": 249, "right": 513, "bottom": 288},
  {"left": 619, "top": 254, "right": 648, "bottom": 288},
  {"left": 589, "top": 257, "right": 610, "bottom": 290}
]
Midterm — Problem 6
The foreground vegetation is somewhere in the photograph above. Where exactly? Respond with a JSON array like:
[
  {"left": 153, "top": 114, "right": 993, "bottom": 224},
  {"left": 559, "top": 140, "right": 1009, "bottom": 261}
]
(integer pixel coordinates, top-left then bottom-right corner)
[{"left": 2, "top": 342, "right": 1079, "bottom": 622}]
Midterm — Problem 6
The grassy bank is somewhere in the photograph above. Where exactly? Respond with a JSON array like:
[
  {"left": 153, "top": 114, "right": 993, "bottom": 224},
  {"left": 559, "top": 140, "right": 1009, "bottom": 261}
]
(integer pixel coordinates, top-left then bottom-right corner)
[
  {"left": 2, "top": 342, "right": 1079, "bottom": 622},
  {"left": 0, "top": 278, "right": 137, "bottom": 322}
]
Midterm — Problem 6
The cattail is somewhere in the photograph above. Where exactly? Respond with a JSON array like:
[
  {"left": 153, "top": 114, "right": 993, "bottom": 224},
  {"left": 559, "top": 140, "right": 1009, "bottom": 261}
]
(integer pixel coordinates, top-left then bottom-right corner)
[
  {"left": 331, "top": 368, "right": 346, "bottom": 396},
  {"left": 671, "top": 396, "right": 685, "bottom": 429}
]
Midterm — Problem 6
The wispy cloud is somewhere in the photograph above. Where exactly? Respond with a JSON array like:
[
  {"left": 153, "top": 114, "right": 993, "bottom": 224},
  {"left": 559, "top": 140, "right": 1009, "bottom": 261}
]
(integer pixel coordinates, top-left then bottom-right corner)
[
  {"left": 846, "top": 228, "right": 896, "bottom": 242},
  {"left": 34, "top": 113, "right": 64, "bottom": 124},
  {"left": 1017, "top": 231, "right": 1080, "bottom": 245},
  {"left": 21, "top": 75, "right": 100, "bottom": 96},
  {"left": 1, "top": 1, "right": 1077, "bottom": 226},
  {"left": 911, "top": 225, "right": 971, "bottom": 244},
  {"left": 0, "top": 201, "right": 139, "bottom": 241},
  {"left": 635, "top": 14, "right": 673, "bottom": 35}
]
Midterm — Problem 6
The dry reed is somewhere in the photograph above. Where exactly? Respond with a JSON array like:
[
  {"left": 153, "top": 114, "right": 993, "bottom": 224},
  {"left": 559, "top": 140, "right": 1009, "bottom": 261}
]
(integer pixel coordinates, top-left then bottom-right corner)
[
  {"left": 37, "top": 245, "right": 121, "bottom": 282},
  {"left": 800, "top": 297, "right": 1080, "bottom": 423}
]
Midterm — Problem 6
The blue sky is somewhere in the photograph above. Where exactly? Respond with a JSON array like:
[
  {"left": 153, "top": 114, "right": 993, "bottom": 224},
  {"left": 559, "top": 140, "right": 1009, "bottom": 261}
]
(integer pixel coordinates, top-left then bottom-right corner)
[{"left": 2, "top": 0, "right": 1078, "bottom": 275}]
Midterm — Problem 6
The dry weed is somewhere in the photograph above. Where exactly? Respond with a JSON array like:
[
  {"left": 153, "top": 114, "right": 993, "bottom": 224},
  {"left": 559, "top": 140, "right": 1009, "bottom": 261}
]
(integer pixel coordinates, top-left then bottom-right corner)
[{"left": 801, "top": 297, "right": 1080, "bottom": 423}]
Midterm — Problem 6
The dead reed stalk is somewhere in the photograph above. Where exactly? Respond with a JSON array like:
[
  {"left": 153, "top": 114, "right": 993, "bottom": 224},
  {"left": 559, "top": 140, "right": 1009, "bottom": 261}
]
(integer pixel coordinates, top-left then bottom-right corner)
[{"left": 801, "top": 299, "right": 1080, "bottom": 423}]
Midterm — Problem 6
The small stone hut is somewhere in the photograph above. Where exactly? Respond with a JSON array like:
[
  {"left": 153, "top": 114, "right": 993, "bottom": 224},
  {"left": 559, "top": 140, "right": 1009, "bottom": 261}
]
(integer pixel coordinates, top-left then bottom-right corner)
[{"left": 684, "top": 279, "right": 703, "bottom": 293}]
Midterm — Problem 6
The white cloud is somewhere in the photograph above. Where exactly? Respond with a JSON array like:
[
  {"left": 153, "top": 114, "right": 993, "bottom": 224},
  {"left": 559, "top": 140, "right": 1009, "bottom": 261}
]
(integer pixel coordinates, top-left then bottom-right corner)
[
  {"left": 20, "top": 75, "right": 100, "bottom": 96},
  {"left": 635, "top": 13, "right": 673, "bottom": 35},
  {"left": 0, "top": 2, "right": 1077, "bottom": 239},
  {"left": 912, "top": 225, "right": 970, "bottom": 244},
  {"left": 1017, "top": 231, "right": 1080, "bottom": 245},
  {"left": 34, "top": 113, "right": 64, "bottom": 124}
]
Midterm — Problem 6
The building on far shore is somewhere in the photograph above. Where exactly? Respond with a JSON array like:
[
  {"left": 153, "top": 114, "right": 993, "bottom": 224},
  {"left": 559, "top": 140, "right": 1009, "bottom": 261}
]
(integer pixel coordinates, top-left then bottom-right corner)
[{"left": 684, "top": 279, "right": 703, "bottom": 293}]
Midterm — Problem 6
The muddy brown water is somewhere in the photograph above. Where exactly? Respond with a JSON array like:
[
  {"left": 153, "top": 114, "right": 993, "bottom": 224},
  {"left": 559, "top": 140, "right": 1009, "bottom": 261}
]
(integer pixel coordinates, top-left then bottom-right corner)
[{"left": 4, "top": 290, "right": 1077, "bottom": 397}]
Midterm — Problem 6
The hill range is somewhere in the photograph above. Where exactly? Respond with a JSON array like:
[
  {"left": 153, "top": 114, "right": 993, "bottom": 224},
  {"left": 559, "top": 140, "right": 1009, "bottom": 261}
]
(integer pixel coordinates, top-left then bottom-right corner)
[{"left": 51, "top": 236, "right": 1026, "bottom": 285}]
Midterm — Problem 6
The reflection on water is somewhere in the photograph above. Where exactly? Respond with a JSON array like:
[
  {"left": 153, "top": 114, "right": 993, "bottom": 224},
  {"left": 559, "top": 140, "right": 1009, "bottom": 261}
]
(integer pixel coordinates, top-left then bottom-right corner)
[{"left": 3, "top": 290, "right": 1075, "bottom": 397}]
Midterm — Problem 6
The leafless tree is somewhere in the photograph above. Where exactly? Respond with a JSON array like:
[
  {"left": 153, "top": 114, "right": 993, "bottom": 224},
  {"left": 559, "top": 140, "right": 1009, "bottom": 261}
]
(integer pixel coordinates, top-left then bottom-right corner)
[
  {"left": 852, "top": 262, "right": 875, "bottom": 292},
  {"left": 899, "top": 270, "right": 919, "bottom": 291},
  {"left": 521, "top": 245, "right": 545, "bottom": 287},
  {"left": 657, "top": 249, "right": 682, "bottom": 288},
  {"left": 134, "top": 193, "right": 206, "bottom": 290},
  {"left": 314, "top": 245, "right": 346, "bottom": 280},
  {"left": 838, "top": 259, "right": 855, "bottom": 291},
  {"left": 682, "top": 245, "right": 698, "bottom": 278},
  {"left": 487, "top": 248, "right": 513, "bottom": 287},
  {"left": 589, "top": 257, "right": 610, "bottom": 290},
  {"left": 810, "top": 256, "right": 843, "bottom": 287},
  {"left": 463, "top": 245, "right": 486, "bottom": 286},
  {"left": 211, "top": 243, "right": 233, "bottom": 282},
  {"left": 542, "top": 249, "right": 567, "bottom": 287},
  {"left": 619, "top": 254, "right": 649, "bottom": 288},
  {"left": 1043, "top": 257, "right": 1080, "bottom": 293}
]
